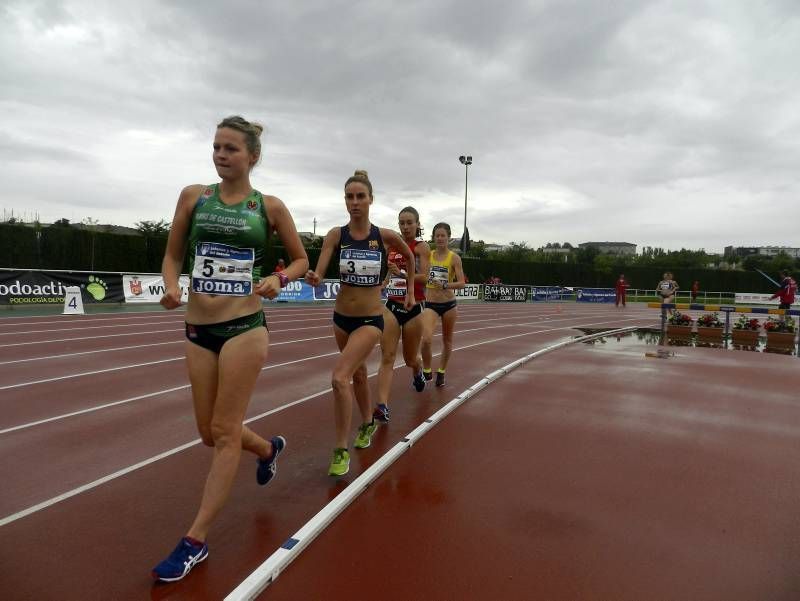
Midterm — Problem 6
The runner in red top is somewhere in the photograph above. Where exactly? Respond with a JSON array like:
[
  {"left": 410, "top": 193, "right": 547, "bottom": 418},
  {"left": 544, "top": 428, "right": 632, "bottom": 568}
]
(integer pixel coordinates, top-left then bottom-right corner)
[
  {"left": 691, "top": 280, "right": 699, "bottom": 302},
  {"left": 374, "top": 206, "right": 430, "bottom": 424},
  {"left": 615, "top": 273, "right": 628, "bottom": 307}
]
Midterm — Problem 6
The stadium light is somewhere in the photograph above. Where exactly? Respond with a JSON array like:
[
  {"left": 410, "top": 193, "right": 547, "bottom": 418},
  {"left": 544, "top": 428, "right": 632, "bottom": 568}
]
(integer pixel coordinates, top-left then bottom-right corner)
[{"left": 458, "top": 155, "right": 472, "bottom": 253}]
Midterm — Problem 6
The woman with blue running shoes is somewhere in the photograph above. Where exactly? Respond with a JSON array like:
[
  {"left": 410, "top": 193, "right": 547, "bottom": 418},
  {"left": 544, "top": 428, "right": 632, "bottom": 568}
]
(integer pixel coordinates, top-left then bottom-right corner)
[
  {"left": 373, "top": 206, "right": 430, "bottom": 424},
  {"left": 152, "top": 116, "right": 308, "bottom": 582}
]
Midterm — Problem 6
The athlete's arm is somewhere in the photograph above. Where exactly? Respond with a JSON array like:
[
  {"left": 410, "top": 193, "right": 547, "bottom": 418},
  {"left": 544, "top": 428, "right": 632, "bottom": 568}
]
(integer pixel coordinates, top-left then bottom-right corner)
[
  {"left": 160, "top": 184, "right": 202, "bottom": 309},
  {"left": 413, "top": 241, "right": 431, "bottom": 285},
  {"left": 305, "top": 227, "right": 340, "bottom": 287},
  {"left": 256, "top": 196, "right": 309, "bottom": 299},
  {"left": 448, "top": 253, "right": 467, "bottom": 290}
]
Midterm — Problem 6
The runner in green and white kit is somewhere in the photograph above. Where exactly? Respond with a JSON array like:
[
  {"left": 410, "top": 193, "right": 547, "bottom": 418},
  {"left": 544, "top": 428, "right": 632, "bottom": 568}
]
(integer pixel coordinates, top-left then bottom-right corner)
[{"left": 153, "top": 116, "right": 308, "bottom": 583}]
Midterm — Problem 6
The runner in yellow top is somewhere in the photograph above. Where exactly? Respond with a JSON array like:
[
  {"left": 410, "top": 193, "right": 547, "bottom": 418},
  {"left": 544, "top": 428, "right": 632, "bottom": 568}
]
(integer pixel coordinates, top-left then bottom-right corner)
[{"left": 420, "top": 222, "right": 466, "bottom": 387}]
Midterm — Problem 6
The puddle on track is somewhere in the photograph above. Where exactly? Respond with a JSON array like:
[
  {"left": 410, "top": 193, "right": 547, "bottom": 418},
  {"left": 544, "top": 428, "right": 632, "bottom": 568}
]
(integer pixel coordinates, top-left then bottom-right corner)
[{"left": 574, "top": 327, "right": 797, "bottom": 357}]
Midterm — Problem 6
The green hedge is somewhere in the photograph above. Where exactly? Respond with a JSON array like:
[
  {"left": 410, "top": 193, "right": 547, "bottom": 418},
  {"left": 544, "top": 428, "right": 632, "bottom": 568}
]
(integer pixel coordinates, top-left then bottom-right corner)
[
  {"left": 0, "top": 224, "right": 775, "bottom": 293},
  {"left": 0, "top": 224, "right": 39, "bottom": 268},
  {"left": 0, "top": 224, "right": 168, "bottom": 273}
]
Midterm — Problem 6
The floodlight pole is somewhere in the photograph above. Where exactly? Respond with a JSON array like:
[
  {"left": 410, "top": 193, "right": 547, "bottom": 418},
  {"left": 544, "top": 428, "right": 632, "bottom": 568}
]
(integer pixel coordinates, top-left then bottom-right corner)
[{"left": 458, "top": 155, "right": 472, "bottom": 251}]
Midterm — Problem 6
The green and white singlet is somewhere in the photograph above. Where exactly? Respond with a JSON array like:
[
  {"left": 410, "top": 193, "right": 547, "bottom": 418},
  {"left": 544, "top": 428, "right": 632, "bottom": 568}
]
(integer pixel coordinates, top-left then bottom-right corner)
[{"left": 188, "top": 184, "right": 270, "bottom": 297}]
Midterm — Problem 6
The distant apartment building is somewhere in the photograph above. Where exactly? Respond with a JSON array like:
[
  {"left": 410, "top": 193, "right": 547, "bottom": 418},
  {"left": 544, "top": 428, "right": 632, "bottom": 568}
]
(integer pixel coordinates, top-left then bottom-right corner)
[
  {"left": 724, "top": 245, "right": 800, "bottom": 259},
  {"left": 578, "top": 241, "right": 637, "bottom": 256}
]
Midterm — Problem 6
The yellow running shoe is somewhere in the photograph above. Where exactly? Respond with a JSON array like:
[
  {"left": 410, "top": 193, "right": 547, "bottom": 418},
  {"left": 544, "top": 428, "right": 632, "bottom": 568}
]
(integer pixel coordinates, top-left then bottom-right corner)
[
  {"left": 328, "top": 448, "right": 350, "bottom": 476},
  {"left": 353, "top": 421, "right": 378, "bottom": 449}
]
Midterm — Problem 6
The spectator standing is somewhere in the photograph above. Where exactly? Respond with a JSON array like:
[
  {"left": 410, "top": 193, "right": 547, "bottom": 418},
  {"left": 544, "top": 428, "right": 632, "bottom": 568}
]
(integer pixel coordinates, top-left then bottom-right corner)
[{"left": 615, "top": 274, "right": 628, "bottom": 308}]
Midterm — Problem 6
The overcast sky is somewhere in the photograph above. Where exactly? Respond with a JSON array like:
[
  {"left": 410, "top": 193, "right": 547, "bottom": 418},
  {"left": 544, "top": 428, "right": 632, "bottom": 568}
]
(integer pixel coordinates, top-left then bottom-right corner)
[{"left": 2, "top": 0, "right": 799, "bottom": 253}]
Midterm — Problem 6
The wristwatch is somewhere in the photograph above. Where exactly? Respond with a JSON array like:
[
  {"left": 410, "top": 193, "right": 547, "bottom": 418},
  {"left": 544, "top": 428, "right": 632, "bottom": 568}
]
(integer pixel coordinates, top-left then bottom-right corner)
[{"left": 271, "top": 271, "right": 289, "bottom": 288}]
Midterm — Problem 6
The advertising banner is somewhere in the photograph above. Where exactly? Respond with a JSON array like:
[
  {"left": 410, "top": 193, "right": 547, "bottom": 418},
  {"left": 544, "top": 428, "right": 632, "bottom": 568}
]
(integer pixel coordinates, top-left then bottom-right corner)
[
  {"left": 531, "top": 286, "right": 572, "bottom": 301},
  {"left": 0, "top": 269, "right": 124, "bottom": 305},
  {"left": 484, "top": 284, "right": 530, "bottom": 302},
  {"left": 454, "top": 284, "right": 481, "bottom": 300},
  {"left": 575, "top": 288, "right": 615, "bottom": 303},
  {"left": 267, "top": 279, "right": 315, "bottom": 302},
  {"left": 123, "top": 274, "right": 190, "bottom": 303},
  {"left": 312, "top": 280, "right": 342, "bottom": 301},
  {"left": 734, "top": 293, "right": 792, "bottom": 306},
  {"left": 312, "top": 280, "right": 397, "bottom": 302}
]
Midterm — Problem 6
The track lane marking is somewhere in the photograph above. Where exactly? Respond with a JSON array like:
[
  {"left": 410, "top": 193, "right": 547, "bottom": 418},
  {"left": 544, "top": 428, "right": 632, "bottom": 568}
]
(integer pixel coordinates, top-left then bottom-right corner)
[
  {"left": 0, "top": 316, "right": 647, "bottom": 527},
  {"left": 0, "top": 314, "right": 652, "bottom": 390}
]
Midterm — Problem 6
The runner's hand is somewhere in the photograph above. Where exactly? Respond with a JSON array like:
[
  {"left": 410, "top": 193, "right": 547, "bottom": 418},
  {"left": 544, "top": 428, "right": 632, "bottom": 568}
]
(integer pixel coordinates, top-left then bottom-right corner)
[
  {"left": 255, "top": 275, "right": 281, "bottom": 300},
  {"left": 160, "top": 287, "right": 182, "bottom": 310},
  {"left": 305, "top": 270, "right": 321, "bottom": 287},
  {"left": 404, "top": 292, "right": 415, "bottom": 310}
]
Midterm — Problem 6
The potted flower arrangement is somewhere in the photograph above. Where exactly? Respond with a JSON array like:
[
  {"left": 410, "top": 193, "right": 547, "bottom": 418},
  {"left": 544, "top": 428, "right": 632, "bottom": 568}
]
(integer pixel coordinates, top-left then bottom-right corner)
[
  {"left": 731, "top": 314, "right": 760, "bottom": 347},
  {"left": 764, "top": 316, "right": 797, "bottom": 351},
  {"left": 666, "top": 310, "right": 693, "bottom": 340},
  {"left": 695, "top": 312, "right": 724, "bottom": 342}
]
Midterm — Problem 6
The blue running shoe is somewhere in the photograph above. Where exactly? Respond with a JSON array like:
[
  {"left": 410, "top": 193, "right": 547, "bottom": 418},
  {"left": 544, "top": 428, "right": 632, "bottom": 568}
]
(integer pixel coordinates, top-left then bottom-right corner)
[
  {"left": 257, "top": 435, "right": 286, "bottom": 486},
  {"left": 412, "top": 371, "right": 426, "bottom": 392},
  {"left": 373, "top": 403, "right": 390, "bottom": 423},
  {"left": 152, "top": 537, "right": 208, "bottom": 582}
]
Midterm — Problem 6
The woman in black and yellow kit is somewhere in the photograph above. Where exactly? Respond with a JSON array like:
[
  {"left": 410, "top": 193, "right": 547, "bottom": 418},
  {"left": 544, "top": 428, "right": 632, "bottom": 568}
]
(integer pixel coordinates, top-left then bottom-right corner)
[
  {"left": 305, "top": 170, "right": 415, "bottom": 476},
  {"left": 421, "top": 222, "right": 466, "bottom": 387},
  {"left": 153, "top": 116, "right": 308, "bottom": 582}
]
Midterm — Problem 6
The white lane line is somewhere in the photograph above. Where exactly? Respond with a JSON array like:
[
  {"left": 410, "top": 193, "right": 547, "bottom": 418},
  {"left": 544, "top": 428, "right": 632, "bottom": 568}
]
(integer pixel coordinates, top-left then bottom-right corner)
[
  {"left": 0, "top": 314, "right": 639, "bottom": 389},
  {"left": 0, "top": 310, "right": 574, "bottom": 349},
  {"left": 0, "top": 320, "right": 566, "bottom": 428},
  {"left": 0, "top": 307, "right": 337, "bottom": 327},
  {"left": 0, "top": 324, "right": 329, "bottom": 348},
  {"left": 0, "top": 350, "right": 341, "bottom": 435},
  {"left": 0, "top": 328, "right": 184, "bottom": 347},
  {"left": 0, "top": 394, "right": 319, "bottom": 529},
  {"left": 224, "top": 324, "right": 640, "bottom": 600},
  {"left": 0, "top": 314, "right": 651, "bottom": 391},
  {"left": 0, "top": 316, "right": 332, "bottom": 336},
  {"left": 0, "top": 318, "right": 646, "bottom": 528},
  {"left": 0, "top": 357, "right": 183, "bottom": 391},
  {"left": 0, "top": 335, "right": 333, "bottom": 366}
]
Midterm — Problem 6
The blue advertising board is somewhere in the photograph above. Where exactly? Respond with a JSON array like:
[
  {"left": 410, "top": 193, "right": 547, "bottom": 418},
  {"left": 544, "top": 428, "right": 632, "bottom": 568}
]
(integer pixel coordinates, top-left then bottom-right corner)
[
  {"left": 531, "top": 286, "right": 572, "bottom": 302},
  {"left": 265, "top": 280, "right": 314, "bottom": 302},
  {"left": 575, "top": 288, "right": 615, "bottom": 303}
]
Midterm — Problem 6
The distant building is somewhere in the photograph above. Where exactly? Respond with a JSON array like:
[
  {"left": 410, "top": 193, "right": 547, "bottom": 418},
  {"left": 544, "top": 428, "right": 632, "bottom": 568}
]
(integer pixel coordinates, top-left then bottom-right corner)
[
  {"left": 578, "top": 241, "right": 637, "bottom": 256},
  {"left": 725, "top": 245, "right": 800, "bottom": 259}
]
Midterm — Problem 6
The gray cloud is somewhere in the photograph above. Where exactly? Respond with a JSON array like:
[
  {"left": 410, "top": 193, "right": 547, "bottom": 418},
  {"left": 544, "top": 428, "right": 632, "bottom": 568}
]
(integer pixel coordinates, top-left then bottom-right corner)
[{"left": 1, "top": 0, "right": 799, "bottom": 252}]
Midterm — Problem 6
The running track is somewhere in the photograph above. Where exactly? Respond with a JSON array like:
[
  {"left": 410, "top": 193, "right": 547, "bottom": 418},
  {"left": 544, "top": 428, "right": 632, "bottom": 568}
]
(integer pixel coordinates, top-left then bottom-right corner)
[{"left": 1, "top": 303, "right": 799, "bottom": 600}]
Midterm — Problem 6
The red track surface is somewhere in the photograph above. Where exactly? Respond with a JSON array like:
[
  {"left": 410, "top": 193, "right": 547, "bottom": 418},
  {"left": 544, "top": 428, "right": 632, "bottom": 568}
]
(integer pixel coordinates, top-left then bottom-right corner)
[{"left": 1, "top": 303, "right": 798, "bottom": 600}]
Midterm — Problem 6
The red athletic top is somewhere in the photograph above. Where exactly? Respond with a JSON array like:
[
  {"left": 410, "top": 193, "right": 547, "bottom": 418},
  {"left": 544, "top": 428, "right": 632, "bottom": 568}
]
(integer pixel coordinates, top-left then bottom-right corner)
[
  {"left": 386, "top": 240, "right": 425, "bottom": 302},
  {"left": 615, "top": 278, "right": 628, "bottom": 293},
  {"left": 773, "top": 277, "right": 797, "bottom": 304}
]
